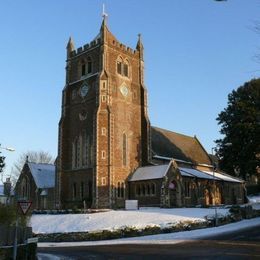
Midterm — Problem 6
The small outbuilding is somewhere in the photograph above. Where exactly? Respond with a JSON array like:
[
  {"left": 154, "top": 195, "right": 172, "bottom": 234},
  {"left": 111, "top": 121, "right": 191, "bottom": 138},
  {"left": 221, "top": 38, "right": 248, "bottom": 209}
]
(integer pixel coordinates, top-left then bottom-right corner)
[{"left": 15, "top": 162, "right": 55, "bottom": 209}]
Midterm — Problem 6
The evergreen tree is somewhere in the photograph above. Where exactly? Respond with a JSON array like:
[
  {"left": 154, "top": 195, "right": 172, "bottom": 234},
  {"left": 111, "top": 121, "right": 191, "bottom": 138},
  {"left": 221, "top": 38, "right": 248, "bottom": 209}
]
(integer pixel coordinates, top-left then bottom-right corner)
[
  {"left": 216, "top": 78, "right": 260, "bottom": 180},
  {"left": 0, "top": 151, "right": 5, "bottom": 176}
]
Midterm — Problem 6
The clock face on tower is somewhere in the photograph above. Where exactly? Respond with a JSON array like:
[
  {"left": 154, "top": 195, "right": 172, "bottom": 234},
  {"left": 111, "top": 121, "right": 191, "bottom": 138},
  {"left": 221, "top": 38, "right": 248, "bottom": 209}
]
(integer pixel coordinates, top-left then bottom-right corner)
[
  {"left": 120, "top": 84, "right": 129, "bottom": 97},
  {"left": 80, "top": 84, "right": 89, "bottom": 97}
]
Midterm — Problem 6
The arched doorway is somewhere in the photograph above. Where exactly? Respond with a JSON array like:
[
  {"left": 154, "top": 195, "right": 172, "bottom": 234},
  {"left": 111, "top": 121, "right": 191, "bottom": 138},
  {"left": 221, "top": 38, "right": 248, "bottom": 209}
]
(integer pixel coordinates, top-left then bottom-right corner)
[{"left": 169, "top": 180, "right": 181, "bottom": 207}]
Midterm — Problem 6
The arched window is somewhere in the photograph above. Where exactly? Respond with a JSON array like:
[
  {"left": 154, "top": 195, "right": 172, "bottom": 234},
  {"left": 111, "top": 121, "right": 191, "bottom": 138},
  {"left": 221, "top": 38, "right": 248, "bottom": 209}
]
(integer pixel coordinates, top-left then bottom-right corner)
[
  {"left": 83, "top": 132, "right": 90, "bottom": 167},
  {"left": 147, "top": 184, "right": 150, "bottom": 196},
  {"left": 80, "top": 182, "right": 84, "bottom": 199},
  {"left": 122, "top": 133, "right": 127, "bottom": 166},
  {"left": 124, "top": 60, "right": 129, "bottom": 77},
  {"left": 142, "top": 184, "right": 146, "bottom": 196},
  {"left": 72, "top": 136, "right": 81, "bottom": 169},
  {"left": 184, "top": 182, "right": 191, "bottom": 197},
  {"left": 81, "top": 61, "right": 86, "bottom": 76},
  {"left": 87, "top": 57, "right": 92, "bottom": 74},
  {"left": 151, "top": 183, "right": 156, "bottom": 195},
  {"left": 117, "top": 57, "right": 123, "bottom": 75},
  {"left": 73, "top": 183, "right": 77, "bottom": 199},
  {"left": 21, "top": 176, "right": 30, "bottom": 199},
  {"left": 136, "top": 184, "right": 141, "bottom": 196}
]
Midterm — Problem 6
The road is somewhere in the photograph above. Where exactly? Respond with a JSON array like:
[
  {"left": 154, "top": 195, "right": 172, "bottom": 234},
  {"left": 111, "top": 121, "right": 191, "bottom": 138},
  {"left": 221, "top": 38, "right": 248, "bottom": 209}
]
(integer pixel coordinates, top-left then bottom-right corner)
[{"left": 38, "top": 224, "right": 260, "bottom": 259}]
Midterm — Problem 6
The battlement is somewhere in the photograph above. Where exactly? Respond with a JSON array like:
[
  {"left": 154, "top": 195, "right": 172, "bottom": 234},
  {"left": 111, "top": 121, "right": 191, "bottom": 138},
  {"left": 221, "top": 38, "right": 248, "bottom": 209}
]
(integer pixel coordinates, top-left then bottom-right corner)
[
  {"left": 69, "top": 35, "right": 138, "bottom": 58},
  {"left": 111, "top": 39, "right": 137, "bottom": 56},
  {"left": 70, "top": 38, "right": 101, "bottom": 57}
]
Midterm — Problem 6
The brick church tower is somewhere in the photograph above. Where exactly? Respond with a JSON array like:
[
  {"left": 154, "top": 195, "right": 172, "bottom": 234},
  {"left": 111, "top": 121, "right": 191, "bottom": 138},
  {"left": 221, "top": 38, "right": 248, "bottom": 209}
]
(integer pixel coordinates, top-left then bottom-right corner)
[{"left": 56, "top": 18, "right": 150, "bottom": 209}]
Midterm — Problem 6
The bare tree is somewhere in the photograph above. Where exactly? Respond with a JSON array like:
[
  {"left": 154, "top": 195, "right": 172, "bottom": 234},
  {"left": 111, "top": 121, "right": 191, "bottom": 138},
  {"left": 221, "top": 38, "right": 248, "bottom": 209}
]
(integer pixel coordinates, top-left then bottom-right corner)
[{"left": 11, "top": 150, "right": 55, "bottom": 183}]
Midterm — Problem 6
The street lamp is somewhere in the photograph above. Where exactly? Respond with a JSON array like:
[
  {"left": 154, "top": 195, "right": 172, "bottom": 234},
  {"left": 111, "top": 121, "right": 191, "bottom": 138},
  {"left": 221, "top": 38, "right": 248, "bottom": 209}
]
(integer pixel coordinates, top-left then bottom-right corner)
[
  {"left": 211, "top": 147, "right": 218, "bottom": 226},
  {"left": 0, "top": 144, "right": 15, "bottom": 182},
  {"left": 0, "top": 144, "right": 15, "bottom": 152}
]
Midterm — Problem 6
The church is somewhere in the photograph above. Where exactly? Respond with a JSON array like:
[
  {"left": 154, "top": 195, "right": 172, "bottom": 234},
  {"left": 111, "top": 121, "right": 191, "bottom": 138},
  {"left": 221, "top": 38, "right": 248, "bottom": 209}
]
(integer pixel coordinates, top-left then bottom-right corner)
[{"left": 54, "top": 18, "right": 245, "bottom": 209}]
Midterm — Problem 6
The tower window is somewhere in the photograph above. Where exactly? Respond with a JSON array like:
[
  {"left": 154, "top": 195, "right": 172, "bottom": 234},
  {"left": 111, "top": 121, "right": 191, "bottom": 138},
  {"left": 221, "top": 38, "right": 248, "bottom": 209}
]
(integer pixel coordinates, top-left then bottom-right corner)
[
  {"left": 123, "top": 63, "right": 128, "bottom": 77},
  {"left": 81, "top": 63, "right": 86, "bottom": 76},
  {"left": 87, "top": 57, "right": 92, "bottom": 74},
  {"left": 101, "top": 150, "right": 106, "bottom": 159},
  {"left": 117, "top": 61, "right": 122, "bottom": 74},
  {"left": 102, "top": 95, "right": 106, "bottom": 102}
]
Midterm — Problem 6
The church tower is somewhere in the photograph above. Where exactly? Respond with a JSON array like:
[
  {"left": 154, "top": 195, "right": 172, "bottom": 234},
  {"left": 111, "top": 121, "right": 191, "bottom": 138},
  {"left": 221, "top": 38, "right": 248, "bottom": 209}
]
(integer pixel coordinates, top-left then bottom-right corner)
[{"left": 56, "top": 17, "right": 150, "bottom": 209}]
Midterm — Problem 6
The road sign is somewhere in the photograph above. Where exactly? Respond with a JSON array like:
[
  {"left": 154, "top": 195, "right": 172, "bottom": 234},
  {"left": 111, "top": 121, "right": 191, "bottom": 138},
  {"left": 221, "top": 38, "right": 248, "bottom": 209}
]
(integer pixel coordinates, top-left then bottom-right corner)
[
  {"left": 27, "top": 237, "right": 38, "bottom": 244},
  {"left": 18, "top": 200, "right": 32, "bottom": 215}
]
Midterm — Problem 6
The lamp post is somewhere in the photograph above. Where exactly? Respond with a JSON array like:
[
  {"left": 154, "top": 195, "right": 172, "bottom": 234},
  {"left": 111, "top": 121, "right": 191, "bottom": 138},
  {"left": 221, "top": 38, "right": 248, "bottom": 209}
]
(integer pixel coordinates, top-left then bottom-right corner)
[
  {"left": 0, "top": 144, "right": 17, "bottom": 259},
  {"left": 0, "top": 144, "right": 15, "bottom": 182},
  {"left": 211, "top": 147, "right": 218, "bottom": 226}
]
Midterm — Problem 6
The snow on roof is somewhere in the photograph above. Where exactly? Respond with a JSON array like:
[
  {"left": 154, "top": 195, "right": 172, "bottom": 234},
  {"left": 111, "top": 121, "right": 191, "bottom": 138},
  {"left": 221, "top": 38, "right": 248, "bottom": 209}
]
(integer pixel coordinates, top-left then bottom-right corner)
[
  {"left": 179, "top": 167, "right": 216, "bottom": 180},
  {"left": 202, "top": 170, "right": 243, "bottom": 183},
  {"left": 179, "top": 167, "right": 243, "bottom": 183},
  {"left": 28, "top": 162, "right": 55, "bottom": 188},
  {"left": 0, "top": 185, "right": 4, "bottom": 196},
  {"left": 179, "top": 170, "right": 194, "bottom": 177},
  {"left": 129, "top": 164, "right": 243, "bottom": 183},
  {"left": 129, "top": 164, "right": 170, "bottom": 181}
]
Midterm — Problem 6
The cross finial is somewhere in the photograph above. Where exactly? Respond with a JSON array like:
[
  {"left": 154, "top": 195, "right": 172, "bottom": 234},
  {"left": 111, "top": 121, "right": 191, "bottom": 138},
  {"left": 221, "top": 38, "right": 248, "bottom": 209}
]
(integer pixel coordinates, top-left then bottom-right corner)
[{"left": 102, "top": 3, "right": 108, "bottom": 21}]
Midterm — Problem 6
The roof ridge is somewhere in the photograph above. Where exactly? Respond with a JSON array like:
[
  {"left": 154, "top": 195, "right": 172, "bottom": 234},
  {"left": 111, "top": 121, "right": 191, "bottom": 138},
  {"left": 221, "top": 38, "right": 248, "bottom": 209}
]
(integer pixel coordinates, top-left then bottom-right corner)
[
  {"left": 138, "top": 163, "right": 169, "bottom": 169},
  {"left": 152, "top": 126, "right": 195, "bottom": 140}
]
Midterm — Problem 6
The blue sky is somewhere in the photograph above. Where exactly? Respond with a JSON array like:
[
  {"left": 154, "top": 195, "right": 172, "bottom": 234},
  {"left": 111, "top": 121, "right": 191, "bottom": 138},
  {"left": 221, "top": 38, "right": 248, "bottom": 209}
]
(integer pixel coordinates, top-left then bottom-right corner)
[{"left": 0, "top": 0, "right": 259, "bottom": 181}]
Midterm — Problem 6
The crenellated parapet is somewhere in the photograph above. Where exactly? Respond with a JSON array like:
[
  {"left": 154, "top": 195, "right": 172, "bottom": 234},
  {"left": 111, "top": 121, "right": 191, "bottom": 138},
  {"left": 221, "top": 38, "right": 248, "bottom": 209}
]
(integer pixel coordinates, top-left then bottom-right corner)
[{"left": 68, "top": 37, "right": 102, "bottom": 58}]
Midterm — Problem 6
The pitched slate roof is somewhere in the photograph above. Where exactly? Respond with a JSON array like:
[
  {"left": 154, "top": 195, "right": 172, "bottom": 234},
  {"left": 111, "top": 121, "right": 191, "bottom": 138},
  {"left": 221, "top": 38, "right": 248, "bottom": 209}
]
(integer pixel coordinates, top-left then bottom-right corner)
[
  {"left": 129, "top": 162, "right": 243, "bottom": 183},
  {"left": 28, "top": 162, "right": 55, "bottom": 188},
  {"left": 151, "top": 126, "right": 212, "bottom": 165},
  {"left": 202, "top": 170, "right": 243, "bottom": 183},
  {"left": 179, "top": 167, "right": 216, "bottom": 180},
  {"left": 129, "top": 164, "right": 171, "bottom": 181}
]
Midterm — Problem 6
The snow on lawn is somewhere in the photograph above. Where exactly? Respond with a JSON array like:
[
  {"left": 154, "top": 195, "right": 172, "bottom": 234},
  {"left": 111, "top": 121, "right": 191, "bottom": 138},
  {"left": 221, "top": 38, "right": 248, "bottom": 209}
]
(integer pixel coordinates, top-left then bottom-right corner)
[
  {"left": 38, "top": 217, "right": 260, "bottom": 247},
  {"left": 248, "top": 194, "right": 260, "bottom": 203},
  {"left": 247, "top": 194, "right": 260, "bottom": 210},
  {"left": 31, "top": 207, "right": 229, "bottom": 234}
]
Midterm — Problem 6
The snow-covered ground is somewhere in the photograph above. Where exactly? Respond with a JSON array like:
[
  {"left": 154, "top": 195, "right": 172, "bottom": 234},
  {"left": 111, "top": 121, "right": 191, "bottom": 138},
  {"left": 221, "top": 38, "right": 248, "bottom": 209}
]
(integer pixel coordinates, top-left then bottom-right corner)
[
  {"left": 248, "top": 194, "right": 260, "bottom": 210},
  {"left": 248, "top": 194, "right": 260, "bottom": 203},
  {"left": 38, "top": 217, "right": 260, "bottom": 247},
  {"left": 31, "top": 207, "right": 229, "bottom": 234},
  {"left": 32, "top": 194, "right": 260, "bottom": 249}
]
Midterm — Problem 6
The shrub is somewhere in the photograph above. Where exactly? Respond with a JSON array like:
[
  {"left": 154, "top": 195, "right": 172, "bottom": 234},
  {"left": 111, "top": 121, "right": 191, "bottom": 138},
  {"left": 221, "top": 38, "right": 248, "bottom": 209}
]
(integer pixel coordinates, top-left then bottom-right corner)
[{"left": 0, "top": 204, "right": 16, "bottom": 226}]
